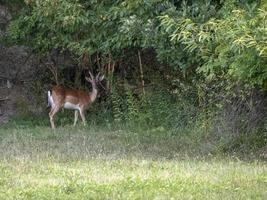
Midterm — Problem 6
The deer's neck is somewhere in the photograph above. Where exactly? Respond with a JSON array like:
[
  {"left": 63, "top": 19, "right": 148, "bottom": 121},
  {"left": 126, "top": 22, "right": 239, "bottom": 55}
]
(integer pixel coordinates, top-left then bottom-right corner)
[{"left": 90, "top": 84, "right": 97, "bottom": 103}]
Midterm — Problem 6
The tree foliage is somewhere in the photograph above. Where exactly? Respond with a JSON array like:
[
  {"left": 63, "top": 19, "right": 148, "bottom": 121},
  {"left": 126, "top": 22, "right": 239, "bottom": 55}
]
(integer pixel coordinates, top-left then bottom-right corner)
[
  {"left": 8, "top": 0, "right": 266, "bottom": 90},
  {"left": 159, "top": 0, "right": 267, "bottom": 88}
]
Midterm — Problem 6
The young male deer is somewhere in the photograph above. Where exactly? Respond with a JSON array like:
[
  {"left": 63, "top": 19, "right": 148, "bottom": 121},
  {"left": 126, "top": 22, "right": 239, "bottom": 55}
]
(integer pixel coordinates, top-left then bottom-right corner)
[{"left": 47, "top": 71, "right": 104, "bottom": 129}]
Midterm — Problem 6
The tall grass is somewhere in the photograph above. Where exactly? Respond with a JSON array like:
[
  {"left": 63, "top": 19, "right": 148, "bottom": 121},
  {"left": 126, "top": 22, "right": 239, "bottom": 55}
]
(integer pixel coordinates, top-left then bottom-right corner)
[
  {"left": 0, "top": 124, "right": 266, "bottom": 200},
  {"left": 0, "top": 85, "right": 266, "bottom": 199}
]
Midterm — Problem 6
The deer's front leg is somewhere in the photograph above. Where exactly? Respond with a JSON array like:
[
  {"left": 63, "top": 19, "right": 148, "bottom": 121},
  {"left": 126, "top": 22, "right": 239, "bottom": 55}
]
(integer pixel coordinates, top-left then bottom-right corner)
[
  {"left": 73, "top": 110, "right": 79, "bottom": 126},
  {"left": 79, "top": 109, "right": 86, "bottom": 126}
]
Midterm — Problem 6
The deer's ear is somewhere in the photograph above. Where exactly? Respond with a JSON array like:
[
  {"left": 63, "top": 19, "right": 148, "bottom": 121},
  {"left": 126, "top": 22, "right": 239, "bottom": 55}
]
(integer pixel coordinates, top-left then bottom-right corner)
[
  {"left": 99, "top": 75, "right": 104, "bottom": 81},
  {"left": 85, "top": 77, "right": 92, "bottom": 82}
]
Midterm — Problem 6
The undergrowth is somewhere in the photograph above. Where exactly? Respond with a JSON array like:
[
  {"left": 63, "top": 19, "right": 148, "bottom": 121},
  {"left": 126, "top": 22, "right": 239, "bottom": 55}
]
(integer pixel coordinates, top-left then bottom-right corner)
[{"left": 2, "top": 85, "right": 266, "bottom": 160}]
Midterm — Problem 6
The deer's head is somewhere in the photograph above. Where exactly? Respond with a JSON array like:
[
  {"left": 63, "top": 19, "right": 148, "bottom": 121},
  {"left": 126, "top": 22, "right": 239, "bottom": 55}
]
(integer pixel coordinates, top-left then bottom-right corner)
[{"left": 85, "top": 71, "right": 105, "bottom": 89}]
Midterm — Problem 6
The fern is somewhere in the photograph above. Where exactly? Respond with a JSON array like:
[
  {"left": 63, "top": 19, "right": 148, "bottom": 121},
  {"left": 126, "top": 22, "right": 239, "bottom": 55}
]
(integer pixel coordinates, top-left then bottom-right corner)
[{"left": 110, "top": 87, "right": 123, "bottom": 123}]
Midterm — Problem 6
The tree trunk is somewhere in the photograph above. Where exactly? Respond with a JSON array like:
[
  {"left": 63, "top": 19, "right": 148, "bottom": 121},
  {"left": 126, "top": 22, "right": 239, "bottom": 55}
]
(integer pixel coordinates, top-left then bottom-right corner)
[
  {"left": 138, "top": 50, "right": 145, "bottom": 95},
  {"left": 74, "top": 64, "right": 82, "bottom": 89}
]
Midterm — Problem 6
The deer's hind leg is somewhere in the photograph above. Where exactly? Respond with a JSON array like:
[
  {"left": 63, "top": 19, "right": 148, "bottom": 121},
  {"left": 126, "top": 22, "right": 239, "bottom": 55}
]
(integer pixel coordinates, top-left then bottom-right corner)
[{"left": 49, "top": 106, "right": 61, "bottom": 129}]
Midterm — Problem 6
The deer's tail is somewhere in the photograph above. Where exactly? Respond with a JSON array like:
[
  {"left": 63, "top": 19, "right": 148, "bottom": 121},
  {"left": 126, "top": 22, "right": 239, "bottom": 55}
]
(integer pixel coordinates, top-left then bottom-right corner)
[{"left": 47, "top": 90, "right": 54, "bottom": 108}]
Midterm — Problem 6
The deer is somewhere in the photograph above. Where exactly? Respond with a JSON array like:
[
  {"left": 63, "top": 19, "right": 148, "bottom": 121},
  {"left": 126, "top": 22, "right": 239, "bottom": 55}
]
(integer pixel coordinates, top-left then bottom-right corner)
[{"left": 47, "top": 71, "right": 104, "bottom": 129}]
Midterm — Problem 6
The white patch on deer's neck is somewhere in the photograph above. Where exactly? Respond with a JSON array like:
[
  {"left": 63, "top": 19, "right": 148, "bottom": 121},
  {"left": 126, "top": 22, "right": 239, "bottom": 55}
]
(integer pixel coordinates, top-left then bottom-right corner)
[
  {"left": 90, "top": 88, "right": 97, "bottom": 103},
  {"left": 64, "top": 102, "right": 80, "bottom": 110}
]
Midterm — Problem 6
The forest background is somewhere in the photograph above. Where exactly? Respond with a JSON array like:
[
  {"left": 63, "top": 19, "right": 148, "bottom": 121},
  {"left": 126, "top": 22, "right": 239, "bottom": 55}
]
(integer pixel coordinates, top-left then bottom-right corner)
[{"left": 0, "top": 0, "right": 267, "bottom": 158}]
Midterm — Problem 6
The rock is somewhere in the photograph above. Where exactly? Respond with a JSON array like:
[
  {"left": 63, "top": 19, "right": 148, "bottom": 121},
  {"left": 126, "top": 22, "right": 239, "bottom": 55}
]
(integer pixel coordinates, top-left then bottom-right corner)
[
  {"left": 0, "top": 45, "right": 37, "bottom": 82},
  {"left": 0, "top": 5, "right": 12, "bottom": 24}
]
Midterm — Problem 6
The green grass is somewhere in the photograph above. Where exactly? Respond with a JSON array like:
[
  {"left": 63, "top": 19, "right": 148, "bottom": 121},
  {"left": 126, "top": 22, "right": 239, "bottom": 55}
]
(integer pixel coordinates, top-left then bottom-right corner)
[{"left": 0, "top": 124, "right": 266, "bottom": 199}]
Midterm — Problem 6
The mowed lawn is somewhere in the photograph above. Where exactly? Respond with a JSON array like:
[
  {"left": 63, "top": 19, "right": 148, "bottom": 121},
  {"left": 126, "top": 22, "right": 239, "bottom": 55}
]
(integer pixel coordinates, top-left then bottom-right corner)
[{"left": 0, "top": 126, "right": 266, "bottom": 200}]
